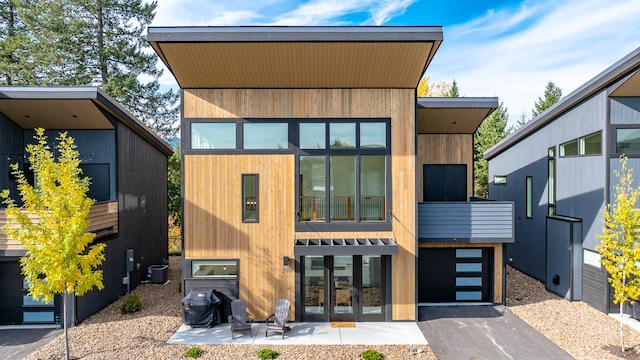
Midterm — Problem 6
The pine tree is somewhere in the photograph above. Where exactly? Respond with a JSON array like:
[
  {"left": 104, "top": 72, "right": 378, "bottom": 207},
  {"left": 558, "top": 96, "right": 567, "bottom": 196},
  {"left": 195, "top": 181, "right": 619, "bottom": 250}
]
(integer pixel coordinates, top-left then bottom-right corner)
[
  {"left": 1, "top": 128, "right": 106, "bottom": 360},
  {"left": 446, "top": 79, "right": 459, "bottom": 98},
  {"left": 474, "top": 102, "right": 509, "bottom": 197},
  {"left": 1, "top": 0, "right": 178, "bottom": 138},
  {"left": 0, "top": 0, "right": 35, "bottom": 84},
  {"left": 597, "top": 155, "right": 640, "bottom": 353},
  {"left": 532, "top": 81, "right": 562, "bottom": 117}
]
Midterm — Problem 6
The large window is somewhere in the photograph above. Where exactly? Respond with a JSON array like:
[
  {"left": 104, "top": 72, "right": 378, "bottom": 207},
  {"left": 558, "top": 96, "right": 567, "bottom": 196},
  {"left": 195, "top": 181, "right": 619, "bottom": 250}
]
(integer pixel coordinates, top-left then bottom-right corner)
[
  {"left": 243, "top": 123, "right": 288, "bottom": 149},
  {"left": 298, "top": 120, "right": 390, "bottom": 229},
  {"left": 616, "top": 128, "right": 640, "bottom": 154}
]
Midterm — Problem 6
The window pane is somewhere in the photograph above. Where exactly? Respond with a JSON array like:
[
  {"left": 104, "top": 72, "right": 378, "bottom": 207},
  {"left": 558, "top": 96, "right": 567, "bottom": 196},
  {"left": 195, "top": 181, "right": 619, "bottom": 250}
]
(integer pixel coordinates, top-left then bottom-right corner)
[
  {"left": 330, "top": 156, "right": 355, "bottom": 221},
  {"left": 243, "top": 123, "right": 288, "bottom": 149},
  {"left": 330, "top": 123, "right": 355, "bottom": 149},
  {"left": 360, "top": 156, "right": 385, "bottom": 221},
  {"left": 23, "top": 295, "right": 53, "bottom": 306},
  {"left": 192, "top": 260, "right": 237, "bottom": 278},
  {"left": 242, "top": 174, "right": 258, "bottom": 222},
  {"left": 548, "top": 147, "right": 555, "bottom": 158},
  {"left": 360, "top": 123, "right": 386, "bottom": 148},
  {"left": 300, "top": 156, "right": 326, "bottom": 221},
  {"left": 456, "top": 263, "right": 482, "bottom": 272},
  {"left": 456, "top": 291, "right": 482, "bottom": 301},
  {"left": 526, "top": 176, "right": 533, "bottom": 218},
  {"left": 560, "top": 140, "right": 578, "bottom": 156},
  {"left": 304, "top": 256, "right": 325, "bottom": 315},
  {"left": 23, "top": 311, "right": 54, "bottom": 323},
  {"left": 580, "top": 132, "right": 601, "bottom": 155},
  {"left": 362, "top": 256, "right": 382, "bottom": 314},
  {"left": 192, "top": 123, "right": 236, "bottom": 149},
  {"left": 548, "top": 159, "right": 555, "bottom": 205},
  {"left": 494, "top": 175, "right": 507, "bottom": 185},
  {"left": 456, "top": 249, "right": 482, "bottom": 258},
  {"left": 300, "top": 123, "right": 326, "bottom": 149},
  {"left": 456, "top": 277, "right": 483, "bottom": 286},
  {"left": 617, "top": 129, "right": 640, "bottom": 154}
]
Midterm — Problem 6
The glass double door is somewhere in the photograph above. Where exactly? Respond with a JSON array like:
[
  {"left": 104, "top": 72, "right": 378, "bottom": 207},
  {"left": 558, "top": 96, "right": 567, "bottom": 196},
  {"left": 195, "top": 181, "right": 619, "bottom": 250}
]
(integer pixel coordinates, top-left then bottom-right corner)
[{"left": 303, "top": 255, "right": 385, "bottom": 322}]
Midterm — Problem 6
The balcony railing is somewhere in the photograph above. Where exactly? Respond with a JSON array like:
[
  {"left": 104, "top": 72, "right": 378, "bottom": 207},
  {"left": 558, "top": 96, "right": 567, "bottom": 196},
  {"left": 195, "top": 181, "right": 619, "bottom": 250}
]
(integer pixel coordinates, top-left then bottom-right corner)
[
  {"left": 0, "top": 201, "right": 119, "bottom": 251},
  {"left": 300, "top": 196, "right": 385, "bottom": 221},
  {"left": 418, "top": 200, "right": 514, "bottom": 243}
]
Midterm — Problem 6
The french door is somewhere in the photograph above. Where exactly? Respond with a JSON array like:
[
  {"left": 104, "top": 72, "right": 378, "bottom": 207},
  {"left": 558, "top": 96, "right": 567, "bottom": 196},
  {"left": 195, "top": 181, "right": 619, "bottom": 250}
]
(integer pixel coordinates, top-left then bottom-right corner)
[{"left": 302, "top": 255, "right": 385, "bottom": 321}]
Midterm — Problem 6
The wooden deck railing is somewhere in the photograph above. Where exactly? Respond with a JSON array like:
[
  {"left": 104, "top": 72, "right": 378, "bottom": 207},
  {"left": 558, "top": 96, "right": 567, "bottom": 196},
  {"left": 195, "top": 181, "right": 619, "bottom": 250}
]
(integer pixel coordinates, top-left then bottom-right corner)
[
  {"left": 0, "top": 201, "right": 119, "bottom": 251},
  {"left": 300, "top": 196, "right": 385, "bottom": 221}
]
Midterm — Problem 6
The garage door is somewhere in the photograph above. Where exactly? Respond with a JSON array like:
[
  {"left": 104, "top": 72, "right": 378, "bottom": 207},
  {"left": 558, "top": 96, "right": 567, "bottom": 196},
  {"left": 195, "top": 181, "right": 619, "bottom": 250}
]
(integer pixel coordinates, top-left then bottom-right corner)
[{"left": 418, "top": 248, "right": 492, "bottom": 303}]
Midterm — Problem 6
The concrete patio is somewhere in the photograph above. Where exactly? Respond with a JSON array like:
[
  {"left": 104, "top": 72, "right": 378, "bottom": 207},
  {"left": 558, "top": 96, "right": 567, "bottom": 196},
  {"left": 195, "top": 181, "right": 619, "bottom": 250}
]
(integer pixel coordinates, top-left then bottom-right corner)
[{"left": 168, "top": 322, "right": 428, "bottom": 346}]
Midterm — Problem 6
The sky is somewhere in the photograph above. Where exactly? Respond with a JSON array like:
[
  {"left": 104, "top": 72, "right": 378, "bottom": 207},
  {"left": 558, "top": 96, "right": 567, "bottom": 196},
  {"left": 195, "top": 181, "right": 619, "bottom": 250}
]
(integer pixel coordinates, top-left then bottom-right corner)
[{"left": 149, "top": 0, "right": 640, "bottom": 127}]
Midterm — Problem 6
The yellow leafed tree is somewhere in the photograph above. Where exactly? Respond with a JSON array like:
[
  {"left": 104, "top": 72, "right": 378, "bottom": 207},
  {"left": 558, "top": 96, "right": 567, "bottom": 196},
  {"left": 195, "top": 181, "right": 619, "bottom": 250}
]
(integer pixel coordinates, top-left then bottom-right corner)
[
  {"left": 596, "top": 155, "right": 640, "bottom": 353},
  {"left": 417, "top": 76, "right": 454, "bottom": 97},
  {"left": 0, "top": 128, "right": 106, "bottom": 360}
]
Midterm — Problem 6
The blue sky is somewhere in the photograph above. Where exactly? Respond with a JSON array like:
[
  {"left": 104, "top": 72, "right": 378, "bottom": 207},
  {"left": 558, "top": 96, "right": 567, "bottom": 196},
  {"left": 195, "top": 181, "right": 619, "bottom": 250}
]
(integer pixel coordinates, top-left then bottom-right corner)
[{"left": 150, "top": 0, "right": 640, "bottom": 126}]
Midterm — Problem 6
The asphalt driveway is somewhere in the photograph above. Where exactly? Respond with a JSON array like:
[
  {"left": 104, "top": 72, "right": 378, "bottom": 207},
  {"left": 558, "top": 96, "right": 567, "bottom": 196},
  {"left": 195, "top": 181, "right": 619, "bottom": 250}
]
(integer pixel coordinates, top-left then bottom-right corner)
[
  {"left": 0, "top": 327, "right": 62, "bottom": 360},
  {"left": 418, "top": 305, "right": 574, "bottom": 360}
]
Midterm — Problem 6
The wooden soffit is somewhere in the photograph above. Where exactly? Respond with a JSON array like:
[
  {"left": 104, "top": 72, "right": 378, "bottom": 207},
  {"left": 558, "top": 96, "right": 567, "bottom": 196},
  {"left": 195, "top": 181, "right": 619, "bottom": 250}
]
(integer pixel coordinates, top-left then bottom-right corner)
[
  {"left": 610, "top": 69, "right": 640, "bottom": 97},
  {"left": 417, "top": 97, "right": 499, "bottom": 134},
  {"left": 0, "top": 98, "right": 114, "bottom": 129},
  {"left": 148, "top": 26, "right": 443, "bottom": 89}
]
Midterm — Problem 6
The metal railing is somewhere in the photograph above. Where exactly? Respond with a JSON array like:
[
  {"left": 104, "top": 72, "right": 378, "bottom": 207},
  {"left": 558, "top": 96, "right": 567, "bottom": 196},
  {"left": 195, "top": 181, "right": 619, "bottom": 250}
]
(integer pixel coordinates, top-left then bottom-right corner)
[{"left": 300, "top": 196, "right": 385, "bottom": 221}]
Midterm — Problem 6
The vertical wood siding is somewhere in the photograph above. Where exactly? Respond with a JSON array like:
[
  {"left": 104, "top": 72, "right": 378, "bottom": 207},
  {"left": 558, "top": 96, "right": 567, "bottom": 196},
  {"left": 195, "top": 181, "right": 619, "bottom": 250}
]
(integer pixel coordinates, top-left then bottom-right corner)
[{"left": 183, "top": 88, "right": 417, "bottom": 320}]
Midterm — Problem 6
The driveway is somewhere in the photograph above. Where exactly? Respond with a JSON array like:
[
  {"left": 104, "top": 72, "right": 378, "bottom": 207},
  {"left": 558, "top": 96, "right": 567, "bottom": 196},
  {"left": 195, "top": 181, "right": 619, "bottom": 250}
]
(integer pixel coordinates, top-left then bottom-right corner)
[
  {"left": 418, "top": 305, "right": 574, "bottom": 360},
  {"left": 0, "top": 328, "right": 62, "bottom": 360}
]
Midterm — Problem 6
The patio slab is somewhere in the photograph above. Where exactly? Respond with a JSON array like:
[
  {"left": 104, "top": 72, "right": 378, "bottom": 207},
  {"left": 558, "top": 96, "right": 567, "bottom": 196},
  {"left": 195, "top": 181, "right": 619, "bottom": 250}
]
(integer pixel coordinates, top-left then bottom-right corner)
[{"left": 168, "top": 322, "right": 428, "bottom": 345}]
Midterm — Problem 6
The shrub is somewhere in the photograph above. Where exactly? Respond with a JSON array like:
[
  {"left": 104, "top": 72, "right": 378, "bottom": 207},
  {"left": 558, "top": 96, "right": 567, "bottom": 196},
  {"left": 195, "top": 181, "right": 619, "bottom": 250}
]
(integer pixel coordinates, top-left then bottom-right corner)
[
  {"left": 361, "top": 349, "right": 384, "bottom": 360},
  {"left": 257, "top": 348, "right": 279, "bottom": 359},
  {"left": 185, "top": 346, "right": 203, "bottom": 358},
  {"left": 120, "top": 293, "right": 141, "bottom": 314},
  {"left": 177, "top": 281, "right": 182, "bottom": 293}
]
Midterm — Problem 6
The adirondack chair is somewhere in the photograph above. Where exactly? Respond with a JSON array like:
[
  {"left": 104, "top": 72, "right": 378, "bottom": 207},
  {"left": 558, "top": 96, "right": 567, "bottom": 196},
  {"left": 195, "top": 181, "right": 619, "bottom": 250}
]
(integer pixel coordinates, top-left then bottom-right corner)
[
  {"left": 265, "top": 299, "right": 291, "bottom": 338},
  {"left": 229, "top": 299, "right": 253, "bottom": 339}
]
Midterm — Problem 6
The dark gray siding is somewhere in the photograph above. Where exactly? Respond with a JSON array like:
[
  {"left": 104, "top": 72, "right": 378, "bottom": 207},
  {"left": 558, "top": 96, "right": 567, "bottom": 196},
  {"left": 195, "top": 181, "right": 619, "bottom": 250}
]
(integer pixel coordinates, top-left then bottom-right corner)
[
  {"left": 583, "top": 263, "right": 608, "bottom": 313},
  {"left": 546, "top": 217, "right": 582, "bottom": 300},
  {"left": 488, "top": 91, "right": 607, "bottom": 281},
  {"left": 610, "top": 97, "right": 640, "bottom": 125},
  {"left": 0, "top": 115, "right": 25, "bottom": 203},
  {"left": 417, "top": 202, "right": 514, "bottom": 242},
  {"left": 75, "top": 124, "right": 168, "bottom": 323}
]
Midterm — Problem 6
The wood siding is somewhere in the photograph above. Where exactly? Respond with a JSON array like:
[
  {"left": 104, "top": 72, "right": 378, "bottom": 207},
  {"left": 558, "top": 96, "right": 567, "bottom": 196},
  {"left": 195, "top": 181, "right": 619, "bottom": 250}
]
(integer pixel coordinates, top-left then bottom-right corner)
[
  {"left": 419, "top": 242, "right": 503, "bottom": 303},
  {"left": 417, "top": 134, "right": 473, "bottom": 202},
  {"left": 0, "top": 201, "right": 118, "bottom": 251},
  {"left": 183, "top": 88, "right": 417, "bottom": 320},
  {"left": 418, "top": 202, "right": 514, "bottom": 242}
]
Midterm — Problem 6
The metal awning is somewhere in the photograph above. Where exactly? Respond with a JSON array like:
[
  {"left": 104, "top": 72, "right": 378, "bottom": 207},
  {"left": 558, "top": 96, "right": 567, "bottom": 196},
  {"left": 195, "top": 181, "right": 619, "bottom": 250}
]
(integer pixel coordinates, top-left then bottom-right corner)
[{"left": 294, "top": 238, "right": 398, "bottom": 256}]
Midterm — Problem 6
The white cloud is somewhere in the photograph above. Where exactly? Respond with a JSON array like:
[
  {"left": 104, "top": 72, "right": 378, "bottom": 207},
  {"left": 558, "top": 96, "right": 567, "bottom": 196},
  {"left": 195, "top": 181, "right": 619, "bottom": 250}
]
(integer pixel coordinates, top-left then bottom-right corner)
[{"left": 425, "top": 0, "right": 640, "bottom": 126}]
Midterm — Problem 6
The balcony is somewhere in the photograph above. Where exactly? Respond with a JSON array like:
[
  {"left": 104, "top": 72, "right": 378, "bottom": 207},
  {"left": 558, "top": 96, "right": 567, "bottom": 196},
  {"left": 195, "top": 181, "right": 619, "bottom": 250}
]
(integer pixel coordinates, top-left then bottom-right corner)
[
  {"left": 299, "top": 196, "right": 386, "bottom": 221},
  {"left": 0, "top": 201, "right": 119, "bottom": 252},
  {"left": 418, "top": 200, "right": 514, "bottom": 243}
]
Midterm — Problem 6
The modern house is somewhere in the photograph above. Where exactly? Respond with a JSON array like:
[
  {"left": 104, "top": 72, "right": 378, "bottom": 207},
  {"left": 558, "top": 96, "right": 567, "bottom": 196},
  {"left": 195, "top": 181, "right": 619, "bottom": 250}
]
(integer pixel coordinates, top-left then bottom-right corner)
[
  {"left": 148, "top": 26, "right": 513, "bottom": 322},
  {"left": 0, "top": 87, "right": 172, "bottom": 326},
  {"left": 485, "top": 47, "right": 640, "bottom": 315}
]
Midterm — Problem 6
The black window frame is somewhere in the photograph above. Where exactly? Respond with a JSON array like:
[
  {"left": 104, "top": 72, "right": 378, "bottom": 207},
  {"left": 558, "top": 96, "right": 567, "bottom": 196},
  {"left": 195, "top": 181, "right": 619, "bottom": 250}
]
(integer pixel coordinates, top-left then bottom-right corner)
[
  {"left": 242, "top": 174, "right": 259, "bottom": 223},
  {"left": 548, "top": 146, "right": 556, "bottom": 216},
  {"left": 612, "top": 126, "right": 640, "bottom": 156},
  {"left": 526, "top": 176, "right": 533, "bottom": 219}
]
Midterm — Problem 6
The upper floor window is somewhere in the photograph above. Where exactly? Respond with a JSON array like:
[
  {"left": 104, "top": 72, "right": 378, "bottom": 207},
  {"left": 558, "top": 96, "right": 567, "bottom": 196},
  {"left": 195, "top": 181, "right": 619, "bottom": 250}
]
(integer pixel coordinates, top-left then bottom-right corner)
[
  {"left": 192, "top": 123, "right": 236, "bottom": 149},
  {"left": 243, "top": 123, "right": 288, "bottom": 149},
  {"left": 560, "top": 139, "right": 578, "bottom": 157},
  {"left": 580, "top": 132, "right": 601, "bottom": 155},
  {"left": 616, "top": 128, "right": 640, "bottom": 154}
]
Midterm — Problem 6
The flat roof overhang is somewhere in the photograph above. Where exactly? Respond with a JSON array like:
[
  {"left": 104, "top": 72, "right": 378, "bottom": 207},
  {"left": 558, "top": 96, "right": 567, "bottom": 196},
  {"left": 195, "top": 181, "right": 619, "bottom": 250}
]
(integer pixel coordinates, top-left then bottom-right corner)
[
  {"left": 0, "top": 87, "right": 172, "bottom": 155},
  {"left": 416, "top": 97, "right": 499, "bottom": 134},
  {"left": 294, "top": 238, "right": 398, "bottom": 256},
  {"left": 147, "top": 26, "right": 443, "bottom": 89}
]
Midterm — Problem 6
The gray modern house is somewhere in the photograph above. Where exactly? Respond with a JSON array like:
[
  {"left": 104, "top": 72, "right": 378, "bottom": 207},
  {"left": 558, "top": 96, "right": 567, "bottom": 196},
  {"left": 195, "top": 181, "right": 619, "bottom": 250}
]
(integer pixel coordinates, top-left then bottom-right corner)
[
  {"left": 0, "top": 87, "right": 172, "bottom": 326},
  {"left": 485, "top": 46, "right": 640, "bottom": 315}
]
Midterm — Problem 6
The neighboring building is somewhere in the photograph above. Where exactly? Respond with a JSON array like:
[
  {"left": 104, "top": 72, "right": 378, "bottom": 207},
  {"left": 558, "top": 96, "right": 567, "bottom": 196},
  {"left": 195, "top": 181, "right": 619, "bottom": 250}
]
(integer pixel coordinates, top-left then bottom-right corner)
[
  {"left": 148, "top": 26, "right": 513, "bottom": 322},
  {"left": 0, "top": 87, "right": 172, "bottom": 326},
  {"left": 485, "top": 47, "right": 640, "bottom": 315}
]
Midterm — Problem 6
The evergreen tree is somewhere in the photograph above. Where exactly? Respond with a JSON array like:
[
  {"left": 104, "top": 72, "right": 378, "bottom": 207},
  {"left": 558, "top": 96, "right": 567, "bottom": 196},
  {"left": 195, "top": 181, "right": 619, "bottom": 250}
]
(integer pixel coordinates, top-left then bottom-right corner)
[
  {"left": 168, "top": 142, "right": 181, "bottom": 224},
  {"left": 474, "top": 102, "right": 509, "bottom": 197},
  {"left": 532, "top": 81, "right": 562, "bottom": 117},
  {"left": 0, "top": 0, "right": 178, "bottom": 139},
  {"left": 0, "top": 0, "right": 35, "bottom": 84},
  {"left": 446, "top": 79, "right": 459, "bottom": 97}
]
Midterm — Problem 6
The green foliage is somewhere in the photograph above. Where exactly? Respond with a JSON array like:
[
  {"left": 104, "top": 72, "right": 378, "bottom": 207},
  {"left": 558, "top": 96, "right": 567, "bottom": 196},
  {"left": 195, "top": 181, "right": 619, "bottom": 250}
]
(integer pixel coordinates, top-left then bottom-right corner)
[
  {"left": 185, "top": 346, "right": 203, "bottom": 358},
  {"left": 0, "top": 0, "right": 179, "bottom": 138},
  {"left": 120, "top": 293, "right": 141, "bottom": 314},
  {"left": 473, "top": 102, "right": 509, "bottom": 197},
  {"left": 1, "top": 128, "right": 105, "bottom": 301},
  {"left": 596, "top": 155, "right": 640, "bottom": 352},
  {"left": 257, "top": 348, "right": 279, "bottom": 359},
  {"left": 361, "top": 349, "right": 384, "bottom": 360},
  {"left": 532, "top": 81, "right": 562, "bottom": 117},
  {"left": 168, "top": 143, "right": 182, "bottom": 224}
]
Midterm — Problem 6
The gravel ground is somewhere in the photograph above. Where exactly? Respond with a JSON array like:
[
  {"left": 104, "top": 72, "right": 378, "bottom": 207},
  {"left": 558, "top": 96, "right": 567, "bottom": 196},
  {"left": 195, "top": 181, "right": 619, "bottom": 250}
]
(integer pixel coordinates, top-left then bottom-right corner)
[
  {"left": 25, "top": 258, "right": 640, "bottom": 359},
  {"left": 506, "top": 265, "right": 640, "bottom": 359},
  {"left": 24, "top": 257, "right": 436, "bottom": 360}
]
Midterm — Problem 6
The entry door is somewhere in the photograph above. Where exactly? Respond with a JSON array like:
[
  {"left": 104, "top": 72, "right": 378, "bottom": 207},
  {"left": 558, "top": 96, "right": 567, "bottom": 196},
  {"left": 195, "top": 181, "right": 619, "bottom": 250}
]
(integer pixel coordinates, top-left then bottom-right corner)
[
  {"left": 423, "top": 164, "right": 467, "bottom": 201},
  {"left": 302, "top": 255, "right": 385, "bottom": 321}
]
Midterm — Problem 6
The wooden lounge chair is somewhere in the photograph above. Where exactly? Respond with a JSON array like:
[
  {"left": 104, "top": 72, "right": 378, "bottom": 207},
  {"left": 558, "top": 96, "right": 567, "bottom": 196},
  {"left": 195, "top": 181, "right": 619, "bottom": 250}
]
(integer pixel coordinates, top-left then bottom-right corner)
[
  {"left": 265, "top": 299, "right": 291, "bottom": 338},
  {"left": 229, "top": 299, "right": 253, "bottom": 339}
]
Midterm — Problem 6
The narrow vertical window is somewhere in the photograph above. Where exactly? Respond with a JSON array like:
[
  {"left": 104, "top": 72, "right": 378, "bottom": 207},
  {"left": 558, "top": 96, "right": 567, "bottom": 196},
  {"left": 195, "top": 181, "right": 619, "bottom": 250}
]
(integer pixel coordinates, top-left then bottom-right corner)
[
  {"left": 548, "top": 147, "right": 556, "bottom": 216},
  {"left": 242, "top": 174, "right": 258, "bottom": 222},
  {"left": 526, "top": 176, "right": 533, "bottom": 219}
]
